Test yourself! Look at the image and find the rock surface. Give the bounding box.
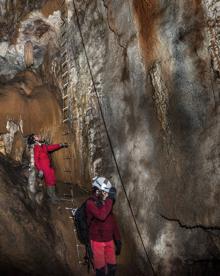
[55,0,220,274]
[0,0,219,275]
[0,156,73,276]
[0,70,68,182]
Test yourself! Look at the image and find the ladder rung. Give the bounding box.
[63,118,70,123]
[62,75,68,82]
[64,195,74,200]
[61,40,67,47]
[62,60,68,67]
[61,31,66,37]
[63,82,68,88]
[63,117,77,123]
[64,157,72,159]
[61,51,67,58]
[62,94,69,100]
[62,71,68,78]
[64,170,71,173]
[64,193,72,197]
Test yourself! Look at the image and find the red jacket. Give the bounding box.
[34,144,61,170]
[86,196,121,242]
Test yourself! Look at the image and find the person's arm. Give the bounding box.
[113,215,121,241]
[86,198,113,221]
[46,144,62,152]
[113,214,122,255]
[33,145,41,170]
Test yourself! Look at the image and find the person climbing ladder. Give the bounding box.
[27,134,68,203]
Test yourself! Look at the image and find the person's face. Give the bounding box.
[34,135,41,142]
[101,191,109,201]
[95,190,108,200]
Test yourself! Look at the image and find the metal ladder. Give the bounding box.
[59,1,86,266]
[59,1,95,270]
[60,3,70,125]
[65,206,87,265]
[59,0,74,192]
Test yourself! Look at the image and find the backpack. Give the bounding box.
[73,198,95,272]
[73,199,90,245]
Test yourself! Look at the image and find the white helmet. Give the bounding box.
[92,176,112,193]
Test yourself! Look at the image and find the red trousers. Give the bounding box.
[34,144,62,187]
[40,162,56,187]
[91,240,116,270]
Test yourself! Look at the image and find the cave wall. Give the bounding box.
[0,70,67,182]
[0,0,70,182]
[59,0,220,274]
[0,156,72,276]
[0,0,219,274]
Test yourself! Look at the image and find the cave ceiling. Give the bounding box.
[0,0,62,81]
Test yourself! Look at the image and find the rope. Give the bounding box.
[72,1,156,275]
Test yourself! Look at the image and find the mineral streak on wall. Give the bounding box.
[57,0,220,274]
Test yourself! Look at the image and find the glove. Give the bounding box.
[60,143,68,148]
[38,170,44,179]
[114,240,122,256]
[108,187,117,201]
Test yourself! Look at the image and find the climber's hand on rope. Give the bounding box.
[60,143,68,148]
[38,170,44,179]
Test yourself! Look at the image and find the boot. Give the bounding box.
[47,186,60,204]
[96,267,106,276]
[107,264,116,276]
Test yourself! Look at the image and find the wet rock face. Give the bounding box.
[60,0,220,274]
[0,0,219,275]
[0,70,67,182]
[0,156,71,276]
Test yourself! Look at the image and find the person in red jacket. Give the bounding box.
[86,176,121,276]
[27,134,67,202]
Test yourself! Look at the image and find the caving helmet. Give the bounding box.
[92,176,112,193]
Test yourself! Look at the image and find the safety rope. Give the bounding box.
[72,1,156,275]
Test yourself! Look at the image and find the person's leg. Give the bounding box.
[43,166,56,186]
[96,267,106,276]
[91,240,106,276]
[104,241,116,276]
[107,264,116,276]
[43,167,59,202]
